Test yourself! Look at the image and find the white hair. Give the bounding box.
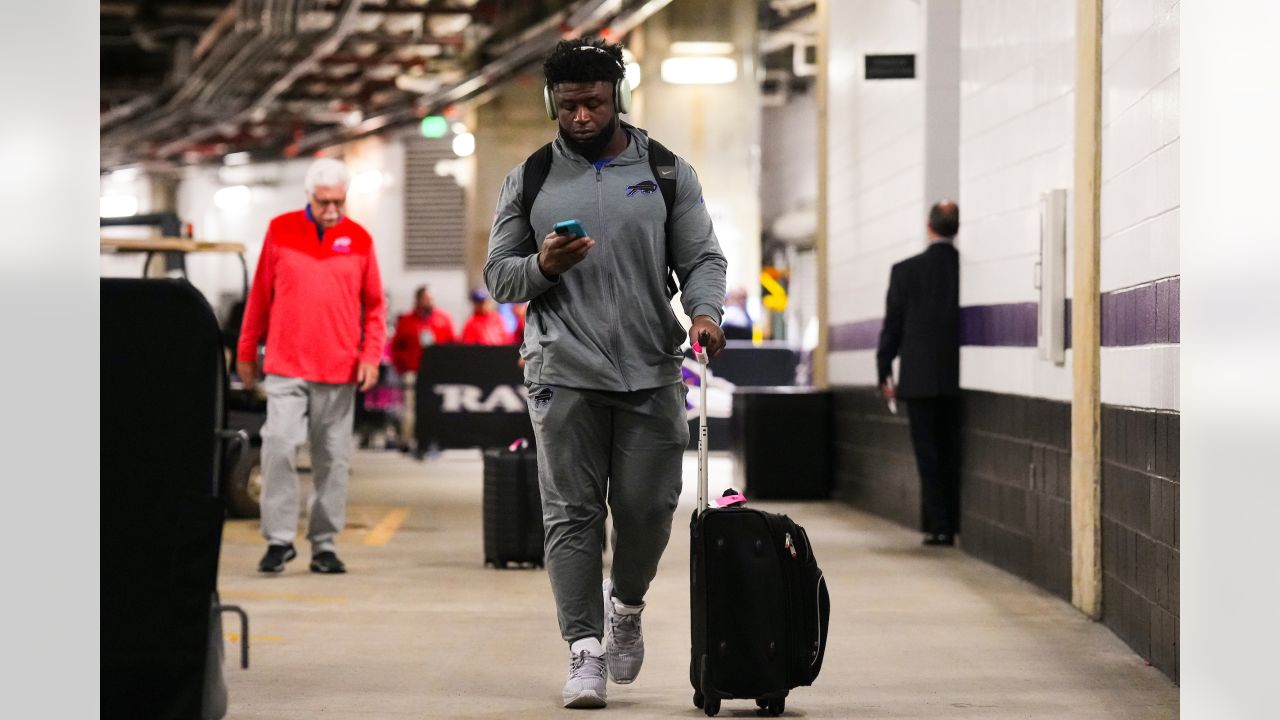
[304,157,350,195]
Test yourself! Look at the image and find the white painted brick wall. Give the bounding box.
[959,0,1076,308]
[1100,0,1180,411]
[950,0,1077,400]
[824,0,1178,410]
[825,0,928,386]
[1099,0,1180,278]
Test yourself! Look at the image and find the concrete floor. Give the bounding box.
[216,449,1178,719]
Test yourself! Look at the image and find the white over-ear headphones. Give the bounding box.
[543,45,632,120]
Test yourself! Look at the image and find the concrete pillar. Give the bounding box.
[470,73,551,290]
[633,0,761,312]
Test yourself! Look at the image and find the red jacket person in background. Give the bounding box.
[390,285,456,373]
[237,157,387,575]
[460,288,512,345]
[389,285,455,457]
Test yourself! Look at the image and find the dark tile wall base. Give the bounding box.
[831,387,1179,683]
[1102,405,1179,682]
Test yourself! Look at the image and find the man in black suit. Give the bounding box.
[877,200,961,546]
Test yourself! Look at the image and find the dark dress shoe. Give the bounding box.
[309,551,347,574]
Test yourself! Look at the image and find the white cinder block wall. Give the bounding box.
[825,0,929,386]
[824,0,1179,413]
[761,91,819,232]
[1100,0,1180,411]
[957,0,1077,402]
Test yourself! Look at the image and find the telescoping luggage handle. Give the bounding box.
[693,341,710,514]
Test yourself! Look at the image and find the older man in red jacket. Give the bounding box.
[237,157,386,575]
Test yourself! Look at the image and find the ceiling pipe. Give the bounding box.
[103,0,309,163]
[193,3,239,61]
[293,0,675,155]
[153,0,368,160]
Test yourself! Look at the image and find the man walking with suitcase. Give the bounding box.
[484,37,728,709]
[237,157,387,575]
[876,200,963,546]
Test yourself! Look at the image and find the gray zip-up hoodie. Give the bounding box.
[483,125,727,392]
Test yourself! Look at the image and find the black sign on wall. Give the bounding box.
[865,54,916,79]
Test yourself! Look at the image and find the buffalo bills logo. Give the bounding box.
[332,236,352,254]
[626,180,658,197]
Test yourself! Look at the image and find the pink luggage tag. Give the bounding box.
[715,493,747,508]
[508,438,529,452]
[692,341,709,365]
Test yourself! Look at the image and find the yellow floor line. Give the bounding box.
[225,633,284,644]
[220,590,348,604]
[363,506,410,547]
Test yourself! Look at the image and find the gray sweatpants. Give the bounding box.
[527,382,689,644]
[259,374,356,553]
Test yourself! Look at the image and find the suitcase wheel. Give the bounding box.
[693,691,704,709]
[702,697,720,717]
[755,697,785,716]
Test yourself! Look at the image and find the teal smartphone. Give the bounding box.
[553,219,587,237]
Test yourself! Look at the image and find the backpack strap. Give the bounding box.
[646,138,681,298]
[520,142,554,234]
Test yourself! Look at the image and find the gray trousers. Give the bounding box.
[527,382,689,643]
[260,374,356,553]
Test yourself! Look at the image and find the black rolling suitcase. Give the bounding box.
[688,343,831,717]
[482,440,545,568]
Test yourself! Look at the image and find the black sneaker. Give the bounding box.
[310,551,347,574]
[258,543,297,573]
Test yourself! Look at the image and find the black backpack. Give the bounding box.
[520,137,682,297]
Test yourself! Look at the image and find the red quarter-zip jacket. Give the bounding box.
[237,209,386,384]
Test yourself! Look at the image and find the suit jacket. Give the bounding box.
[876,242,960,398]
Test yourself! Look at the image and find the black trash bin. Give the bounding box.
[730,387,832,500]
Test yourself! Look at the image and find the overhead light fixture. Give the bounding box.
[214,185,250,210]
[350,170,384,194]
[451,132,475,158]
[100,194,138,218]
[670,41,735,56]
[223,151,251,166]
[110,166,141,183]
[420,115,448,138]
[451,122,469,135]
[661,56,738,85]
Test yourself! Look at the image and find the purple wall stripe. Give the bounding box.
[961,302,1039,346]
[1101,277,1180,347]
[828,318,883,351]
[828,276,1179,352]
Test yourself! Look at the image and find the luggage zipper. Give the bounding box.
[812,572,827,670]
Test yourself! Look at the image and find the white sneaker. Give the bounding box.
[603,579,645,684]
[562,649,607,709]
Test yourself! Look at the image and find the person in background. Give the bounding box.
[876,200,962,547]
[460,288,511,345]
[483,37,727,710]
[720,287,753,340]
[511,301,528,345]
[390,285,456,456]
[237,157,386,575]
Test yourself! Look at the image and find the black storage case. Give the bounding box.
[482,445,545,568]
[730,388,833,500]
